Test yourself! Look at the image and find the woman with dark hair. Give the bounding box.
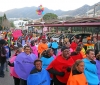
[41,48,55,67]
[0,39,6,77]
[41,48,55,85]
[27,60,50,85]
[67,60,88,85]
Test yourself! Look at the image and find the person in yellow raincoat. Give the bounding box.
[67,60,88,85]
[84,39,94,51]
[78,43,86,58]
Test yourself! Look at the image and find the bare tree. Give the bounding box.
[2,19,10,29]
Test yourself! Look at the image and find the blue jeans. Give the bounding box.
[5,58,9,71]
[52,48,57,56]
[0,62,5,76]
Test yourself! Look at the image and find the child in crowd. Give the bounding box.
[4,42,11,71]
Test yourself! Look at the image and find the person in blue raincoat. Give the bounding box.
[27,60,50,85]
[51,40,58,55]
[48,39,53,48]
[41,48,55,85]
[41,48,54,69]
[83,49,100,85]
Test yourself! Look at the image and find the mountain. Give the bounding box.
[0,2,100,19]
[0,6,91,19]
[0,7,66,19]
[65,5,90,16]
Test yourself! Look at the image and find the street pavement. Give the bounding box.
[0,70,14,85]
[0,51,15,85]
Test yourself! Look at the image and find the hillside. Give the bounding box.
[0,2,100,19]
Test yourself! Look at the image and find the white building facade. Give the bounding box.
[14,20,28,30]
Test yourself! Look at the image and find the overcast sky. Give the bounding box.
[0,0,100,12]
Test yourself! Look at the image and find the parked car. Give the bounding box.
[52,33,91,43]
[46,32,56,38]
[65,33,75,43]
[50,34,57,38]
[52,34,64,42]
[71,33,91,43]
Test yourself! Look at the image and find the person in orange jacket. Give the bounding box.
[67,60,88,85]
[38,38,48,58]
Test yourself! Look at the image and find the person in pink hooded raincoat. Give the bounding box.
[9,47,23,85]
[30,40,38,58]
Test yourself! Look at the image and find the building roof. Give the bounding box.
[26,17,100,27]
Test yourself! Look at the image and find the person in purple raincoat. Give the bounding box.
[9,46,37,85]
[16,46,37,85]
[96,53,100,84]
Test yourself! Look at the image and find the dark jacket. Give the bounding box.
[94,42,100,55]
[72,69,82,75]
[30,68,42,74]
[48,68,71,85]
[0,45,6,63]
[4,46,11,59]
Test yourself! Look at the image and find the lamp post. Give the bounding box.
[93,5,96,17]
[32,23,34,33]
[59,21,65,33]
[40,22,45,35]
[22,22,24,30]
[59,21,65,44]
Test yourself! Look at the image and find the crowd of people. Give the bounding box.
[0,31,100,85]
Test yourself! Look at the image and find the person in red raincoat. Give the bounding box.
[47,46,74,85]
[70,36,80,51]
[71,46,83,62]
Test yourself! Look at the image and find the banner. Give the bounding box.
[12,29,22,39]
[14,52,37,80]
[27,68,50,85]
